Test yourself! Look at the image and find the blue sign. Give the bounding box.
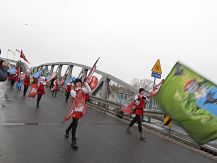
[151,72,161,79]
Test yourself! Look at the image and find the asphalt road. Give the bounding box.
[0,82,216,163]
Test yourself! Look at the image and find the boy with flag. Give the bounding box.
[126,88,149,140]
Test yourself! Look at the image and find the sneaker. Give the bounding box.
[71,138,78,150]
[65,131,69,138]
[126,127,132,134]
[139,132,146,140]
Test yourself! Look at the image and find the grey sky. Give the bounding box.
[1,0,217,83]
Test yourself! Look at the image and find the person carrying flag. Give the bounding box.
[23,70,31,96]
[126,88,149,140]
[64,78,91,149]
[51,78,59,97]
[65,82,72,102]
[36,76,46,108]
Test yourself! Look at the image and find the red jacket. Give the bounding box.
[37,82,45,95]
[24,75,30,86]
[65,85,71,93]
[135,95,145,116]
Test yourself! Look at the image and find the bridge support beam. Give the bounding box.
[66,65,73,80]
[82,68,88,82]
[43,65,49,77]
[57,64,63,79]
[101,78,110,100]
[50,65,55,75]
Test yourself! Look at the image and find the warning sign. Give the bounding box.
[151,59,162,74]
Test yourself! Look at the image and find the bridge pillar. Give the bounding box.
[43,65,49,77]
[50,65,55,75]
[66,65,73,80]
[82,68,88,82]
[57,64,63,79]
[101,78,110,100]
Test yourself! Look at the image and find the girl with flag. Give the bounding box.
[64,58,99,149]
[36,76,46,108]
[64,78,91,149]
[65,82,72,102]
[51,78,59,97]
[23,70,31,96]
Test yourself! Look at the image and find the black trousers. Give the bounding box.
[52,90,57,97]
[11,80,15,88]
[129,115,142,132]
[65,92,70,102]
[23,85,29,96]
[37,94,42,105]
[66,118,79,140]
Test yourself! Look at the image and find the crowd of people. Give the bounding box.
[0,59,150,150]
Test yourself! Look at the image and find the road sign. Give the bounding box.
[151,72,161,79]
[151,59,162,74]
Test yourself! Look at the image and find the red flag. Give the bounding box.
[150,79,164,97]
[85,57,100,83]
[20,50,30,63]
[121,101,136,115]
[64,93,87,121]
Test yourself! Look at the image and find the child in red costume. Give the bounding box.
[64,78,91,150]
[52,78,59,97]
[23,70,31,96]
[65,82,72,102]
[127,88,149,140]
[36,76,46,108]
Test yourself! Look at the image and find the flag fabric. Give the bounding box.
[28,83,38,98]
[31,70,43,79]
[46,72,57,82]
[156,62,217,145]
[64,77,76,85]
[150,79,164,97]
[64,94,87,121]
[16,81,23,90]
[20,50,30,63]
[121,101,136,115]
[7,67,17,74]
[85,57,100,83]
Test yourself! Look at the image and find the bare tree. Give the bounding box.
[130,78,154,92]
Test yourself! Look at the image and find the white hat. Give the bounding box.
[41,76,45,81]
[26,70,30,73]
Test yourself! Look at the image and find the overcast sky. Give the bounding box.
[0,0,217,83]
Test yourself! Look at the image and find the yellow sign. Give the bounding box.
[151,59,162,74]
[163,115,173,127]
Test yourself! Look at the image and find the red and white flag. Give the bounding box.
[19,50,30,63]
[85,57,100,83]
[150,79,164,97]
[17,49,29,63]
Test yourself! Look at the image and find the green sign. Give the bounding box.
[157,62,217,145]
